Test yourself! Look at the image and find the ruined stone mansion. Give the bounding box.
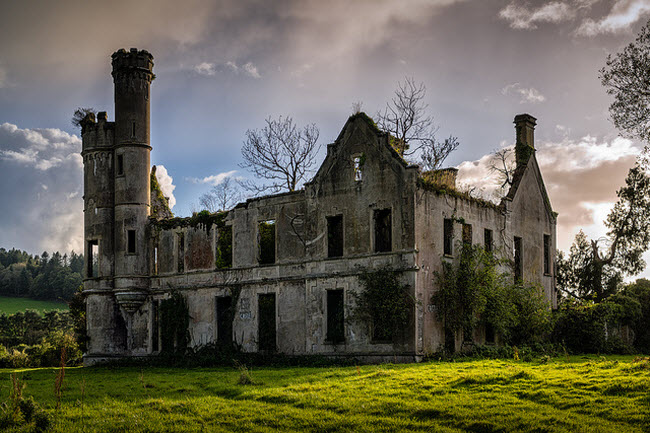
[81,49,557,365]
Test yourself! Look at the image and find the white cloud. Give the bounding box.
[224,61,261,79]
[186,170,238,186]
[193,62,216,76]
[242,62,261,79]
[575,0,650,36]
[0,122,82,170]
[501,83,546,103]
[0,122,83,254]
[499,1,576,29]
[154,165,177,209]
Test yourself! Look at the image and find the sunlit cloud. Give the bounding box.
[193,62,216,76]
[186,170,238,186]
[501,83,546,103]
[575,0,650,36]
[499,1,576,30]
[155,165,177,209]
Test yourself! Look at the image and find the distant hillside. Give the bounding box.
[0,247,83,302]
[0,296,68,314]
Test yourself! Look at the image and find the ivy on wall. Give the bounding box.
[352,267,412,343]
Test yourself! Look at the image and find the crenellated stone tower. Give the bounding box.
[81,49,154,361]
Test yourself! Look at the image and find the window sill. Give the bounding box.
[324,340,345,345]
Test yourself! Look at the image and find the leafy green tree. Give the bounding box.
[558,164,650,302]
[600,20,650,142]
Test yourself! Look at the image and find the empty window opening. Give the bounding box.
[374,209,392,253]
[153,247,158,275]
[216,226,233,269]
[514,236,522,282]
[327,215,343,258]
[216,296,233,345]
[258,293,276,352]
[485,323,495,344]
[443,218,453,256]
[445,328,456,353]
[484,229,493,252]
[259,220,276,265]
[131,121,136,138]
[117,154,124,176]
[326,289,345,343]
[462,223,472,246]
[87,240,99,278]
[151,300,160,352]
[353,156,363,181]
[544,234,551,275]
[127,230,136,254]
[177,233,185,273]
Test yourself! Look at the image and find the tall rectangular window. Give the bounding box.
[216,226,233,269]
[259,220,276,265]
[258,293,276,352]
[326,289,345,343]
[87,240,98,278]
[132,121,136,138]
[444,218,453,256]
[127,230,136,254]
[353,156,363,181]
[151,300,160,352]
[484,229,493,252]
[327,215,343,258]
[462,223,472,246]
[514,236,522,282]
[117,154,124,176]
[153,247,158,275]
[216,296,233,345]
[544,234,551,275]
[177,233,185,273]
[374,209,392,253]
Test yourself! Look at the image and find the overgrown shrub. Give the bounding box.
[0,374,50,432]
[552,300,635,354]
[433,244,550,349]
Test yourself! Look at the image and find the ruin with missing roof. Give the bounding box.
[81,49,557,365]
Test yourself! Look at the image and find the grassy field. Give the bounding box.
[1,355,649,432]
[0,296,68,314]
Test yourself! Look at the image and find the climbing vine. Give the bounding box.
[352,267,413,342]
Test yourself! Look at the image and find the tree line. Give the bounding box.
[0,248,83,302]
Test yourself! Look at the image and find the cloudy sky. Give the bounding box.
[1,0,649,277]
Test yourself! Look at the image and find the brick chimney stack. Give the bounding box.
[514,114,536,169]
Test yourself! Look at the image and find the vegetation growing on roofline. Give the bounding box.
[149,210,228,233]
[416,175,501,210]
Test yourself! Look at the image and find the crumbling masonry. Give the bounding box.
[81,49,557,365]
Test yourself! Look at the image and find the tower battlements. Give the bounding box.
[111,48,155,82]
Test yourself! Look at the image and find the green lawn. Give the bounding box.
[2,355,649,432]
[0,296,68,314]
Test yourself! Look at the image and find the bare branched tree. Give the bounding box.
[377,77,459,167]
[489,147,516,189]
[199,177,242,212]
[72,107,96,128]
[239,116,320,194]
[420,136,460,172]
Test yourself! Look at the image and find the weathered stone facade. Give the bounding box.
[81,49,557,365]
